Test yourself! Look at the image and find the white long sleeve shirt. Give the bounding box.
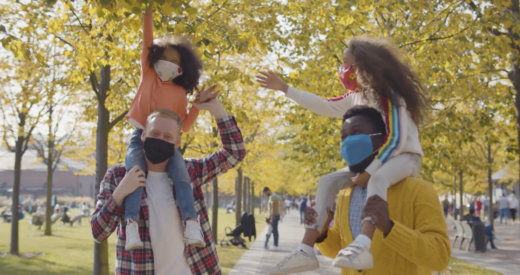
[286,86,423,175]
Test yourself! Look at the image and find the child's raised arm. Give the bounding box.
[141,6,154,75]
[256,71,356,118]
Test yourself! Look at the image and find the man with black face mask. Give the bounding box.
[302,106,450,275]
[91,96,246,275]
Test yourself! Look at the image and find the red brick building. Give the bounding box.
[0,148,96,199]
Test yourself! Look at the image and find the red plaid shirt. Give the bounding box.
[91,116,246,275]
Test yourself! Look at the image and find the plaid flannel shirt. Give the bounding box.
[91,116,246,275]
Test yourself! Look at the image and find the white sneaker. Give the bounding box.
[125,220,143,251]
[267,250,319,275]
[332,243,373,270]
[270,246,278,251]
[184,219,205,248]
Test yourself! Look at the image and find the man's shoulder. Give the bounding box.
[389,177,437,199]
[104,165,126,180]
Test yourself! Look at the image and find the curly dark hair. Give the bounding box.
[343,105,387,135]
[348,35,428,125]
[148,36,202,95]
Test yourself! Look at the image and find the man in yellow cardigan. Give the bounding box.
[308,106,451,275]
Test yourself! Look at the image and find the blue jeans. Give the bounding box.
[299,208,306,224]
[272,215,280,247]
[484,224,496,249]
[264,233,271,248]
[499,208,509,223]
[124,129,197,222]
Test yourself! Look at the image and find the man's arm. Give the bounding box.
[187,99,246,187]
[382,183,451,271]
[90,167,125,243]
[315,196,343,259]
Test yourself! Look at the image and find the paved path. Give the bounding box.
[229,210,340,275]
[446,217,520,275]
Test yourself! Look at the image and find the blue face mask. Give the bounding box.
[340,134,382,166]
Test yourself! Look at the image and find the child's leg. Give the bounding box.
[301,167,355,248]
[360,153,422,239]
[265,234,271,248]
[124,129,147,222]
[166,148,197,222]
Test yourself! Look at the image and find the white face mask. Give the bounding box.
[154,60,183,82]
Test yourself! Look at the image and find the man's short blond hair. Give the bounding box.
[146,109,182,133]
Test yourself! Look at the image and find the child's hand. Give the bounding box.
[351,171,371,187]
[195,84,220,103]
[255,71,289,93]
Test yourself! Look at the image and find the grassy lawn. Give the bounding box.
[0,209,502,275]
[0,208,266,275]
[435,258,504,275]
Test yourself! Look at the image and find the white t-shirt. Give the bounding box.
[498,196,509,209]
[146,171,192,275]
[285,199,291,207]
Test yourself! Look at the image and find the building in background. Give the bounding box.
[0,147,95,200]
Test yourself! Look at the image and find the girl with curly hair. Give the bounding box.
[124,5,218,251]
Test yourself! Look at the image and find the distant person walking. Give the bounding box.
[509,194,519,222]
[263,187,280,250]
[285,198,292,214]
[298,194,308,224]
[483,197,489,219]
[498,193,509,224]
[442,198,450,217]
[476,199,482,217]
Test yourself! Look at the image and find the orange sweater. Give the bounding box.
[126,13,199,132]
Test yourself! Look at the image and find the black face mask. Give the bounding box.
[143,138,175,164]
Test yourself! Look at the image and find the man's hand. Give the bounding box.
[113,166,146,207]
[191,97,228,119]
[194,84,220,103]
[361,195,393,236]
[255,71,289,93]
[352,171,370,187]
[304,207,333,227]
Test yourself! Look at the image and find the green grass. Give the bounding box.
[0,210,501,275]
[435,258,503,275]
[0,208,265,275]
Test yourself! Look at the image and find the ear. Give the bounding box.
[174,136,181,149]
[141,130,146,143]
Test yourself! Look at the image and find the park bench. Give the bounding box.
[452,220,474,251]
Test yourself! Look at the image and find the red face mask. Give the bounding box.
[339,64,357,91]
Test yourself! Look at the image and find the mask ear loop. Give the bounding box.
[368,133,384,155]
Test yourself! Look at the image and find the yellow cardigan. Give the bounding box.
[316,177,451,275]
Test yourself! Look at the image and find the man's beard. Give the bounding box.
[348,154,376,174]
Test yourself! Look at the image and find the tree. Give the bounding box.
[0,47,48,256]
[32,45,78,236]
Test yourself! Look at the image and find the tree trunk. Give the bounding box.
[235,169,243,226]
[459,170,464,217]
[487,143,494,225]
[243,177,248,214]
[10,135,23,255]
[210,126,219,240]
[250,181,255,214]
[45,106,54,236]
[93,64,111,275]
[211,177,218,241]
[512,64,520,207]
